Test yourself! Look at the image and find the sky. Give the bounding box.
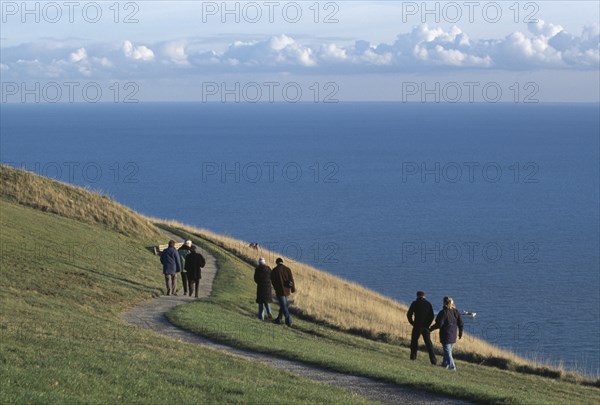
[1,1,599,102]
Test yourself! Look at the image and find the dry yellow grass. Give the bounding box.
[155,218,536,368]
[0,164,161,241]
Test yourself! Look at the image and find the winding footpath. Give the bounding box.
[122,238,470,405]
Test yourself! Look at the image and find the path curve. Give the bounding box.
[122,234,470,405]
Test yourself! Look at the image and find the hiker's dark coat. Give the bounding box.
[178,246,192,272]
[430,307,464,344]
[160,246,182,275]
[254,264,273,303]
[270,263,296,297]
[407,297,435,327]
[185,252,205,281]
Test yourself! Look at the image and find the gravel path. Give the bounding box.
[122,234,470,405]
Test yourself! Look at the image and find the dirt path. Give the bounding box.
[122,234,470,405]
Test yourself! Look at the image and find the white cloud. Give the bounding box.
[69,47,87,63]
[123,40,155,61]
[161,41,189,65]
[318,43,348,62]
[0,22,597,79]
[297,47,316,67]
[528,19,564,38]
[499,31,563,66]
[415,44,492,67]
[403,25,492,67]
[269,35,295,51]
[220,34,316,67]
[361,48,393,66]
[548,23,600,68]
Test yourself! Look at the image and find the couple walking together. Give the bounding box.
[160,240,205,297]
[254,257,296,326]
[407,291,464,371]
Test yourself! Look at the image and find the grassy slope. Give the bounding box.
[0,165,160,241]
[0,172,373,404]
[165,226,600,405]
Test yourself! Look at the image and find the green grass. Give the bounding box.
[165,226,600,405]
[0,200,373,404]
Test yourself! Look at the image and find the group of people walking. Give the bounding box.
[160,239,296,326]
[407,291,464,371]
[160,240,206,297]
[254,257,296,326]
[161,241,462,369]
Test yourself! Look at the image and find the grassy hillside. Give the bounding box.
[0,166,373,404]
[2,165,598,404]
[165,225,600,404]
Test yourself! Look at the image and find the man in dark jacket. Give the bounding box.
[254,258,273,320]
[178,240,192,296]
[430,296,464,371]
[407,291,437,365]
[184,245,205,298]
[160,240,182,295]
[270,257,295,326]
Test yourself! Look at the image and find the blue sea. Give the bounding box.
[1,102,598,376]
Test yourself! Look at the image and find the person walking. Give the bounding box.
[407,291,437,365]
[430,296,464,371]
[184,245,205,298]
[160,240,182,296]
[254,258,273,320]
[270,257,295,326]
[178,240,193,296]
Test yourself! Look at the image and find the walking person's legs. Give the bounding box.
[172,274,178,295]
[443,344,456,370]
[441,343,449,367]
[181,272,188,295]
[275,295,291,325]
[282,296,292,326]
[265,303,273,319]
[410,326,420,360]
[421,328,437,365]
[447,343,456,370]
[193,280,199,297]
[275,296,284,322]
[164,274,171,295]
[258,303,265,320]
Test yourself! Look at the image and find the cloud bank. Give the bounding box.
[1,21,598,79]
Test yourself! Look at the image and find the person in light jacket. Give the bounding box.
[160,240,182,296]
[270,258,295,327]
[430,296,464,371]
